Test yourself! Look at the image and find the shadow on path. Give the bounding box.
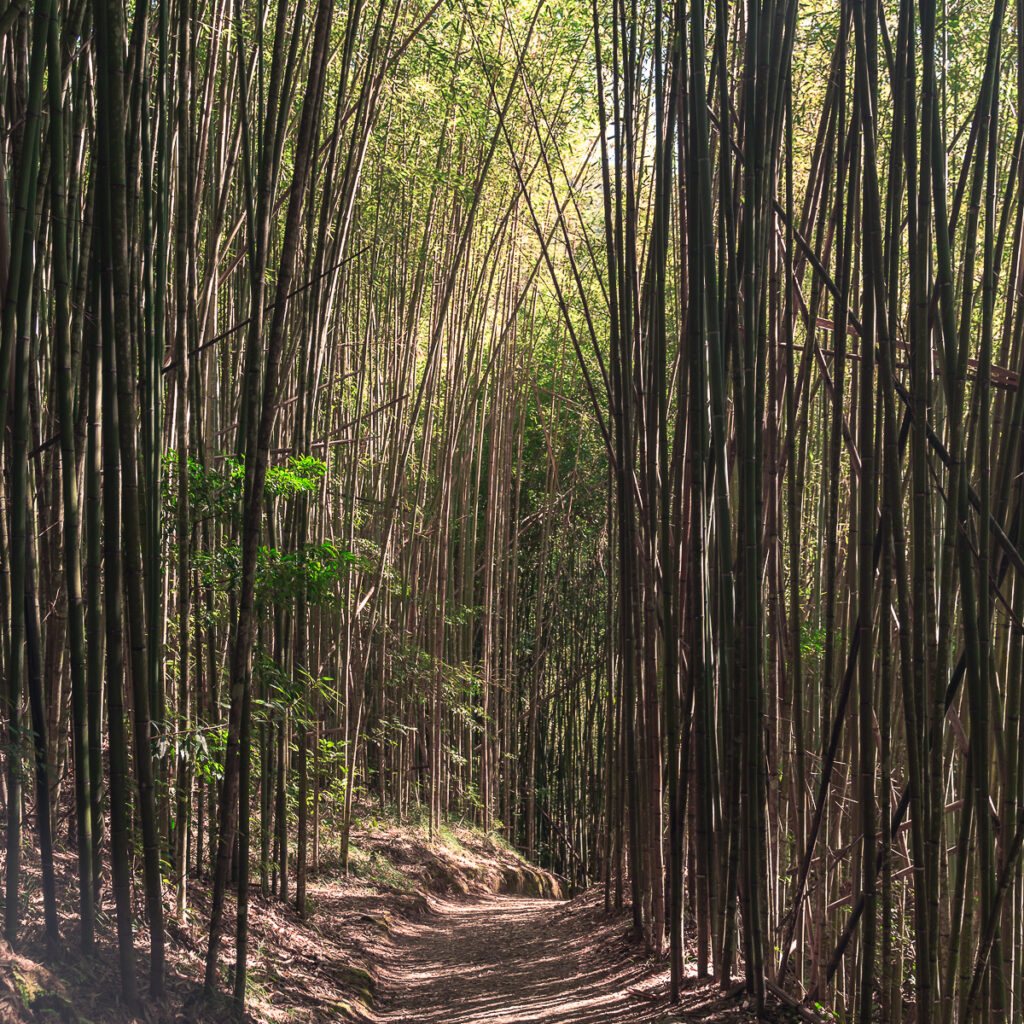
[375,895,669,1024]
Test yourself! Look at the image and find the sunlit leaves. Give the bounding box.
[163,452,327,533]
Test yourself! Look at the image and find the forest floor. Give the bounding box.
[373,888,795,1024]
[0,810,788,1024]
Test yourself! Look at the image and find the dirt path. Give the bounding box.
[375,894,670,1024]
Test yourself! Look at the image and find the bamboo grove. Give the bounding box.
[2,0,1024,1020]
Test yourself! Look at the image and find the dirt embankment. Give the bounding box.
[351,821,565,902]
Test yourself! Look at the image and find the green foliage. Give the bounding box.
[165,451,361,612]
[253,653,336,728]
[163,451,327,532]
[800,624,827,660]
[193,541,363,606]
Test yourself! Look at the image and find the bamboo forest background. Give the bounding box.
[1,0,1023,1020]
